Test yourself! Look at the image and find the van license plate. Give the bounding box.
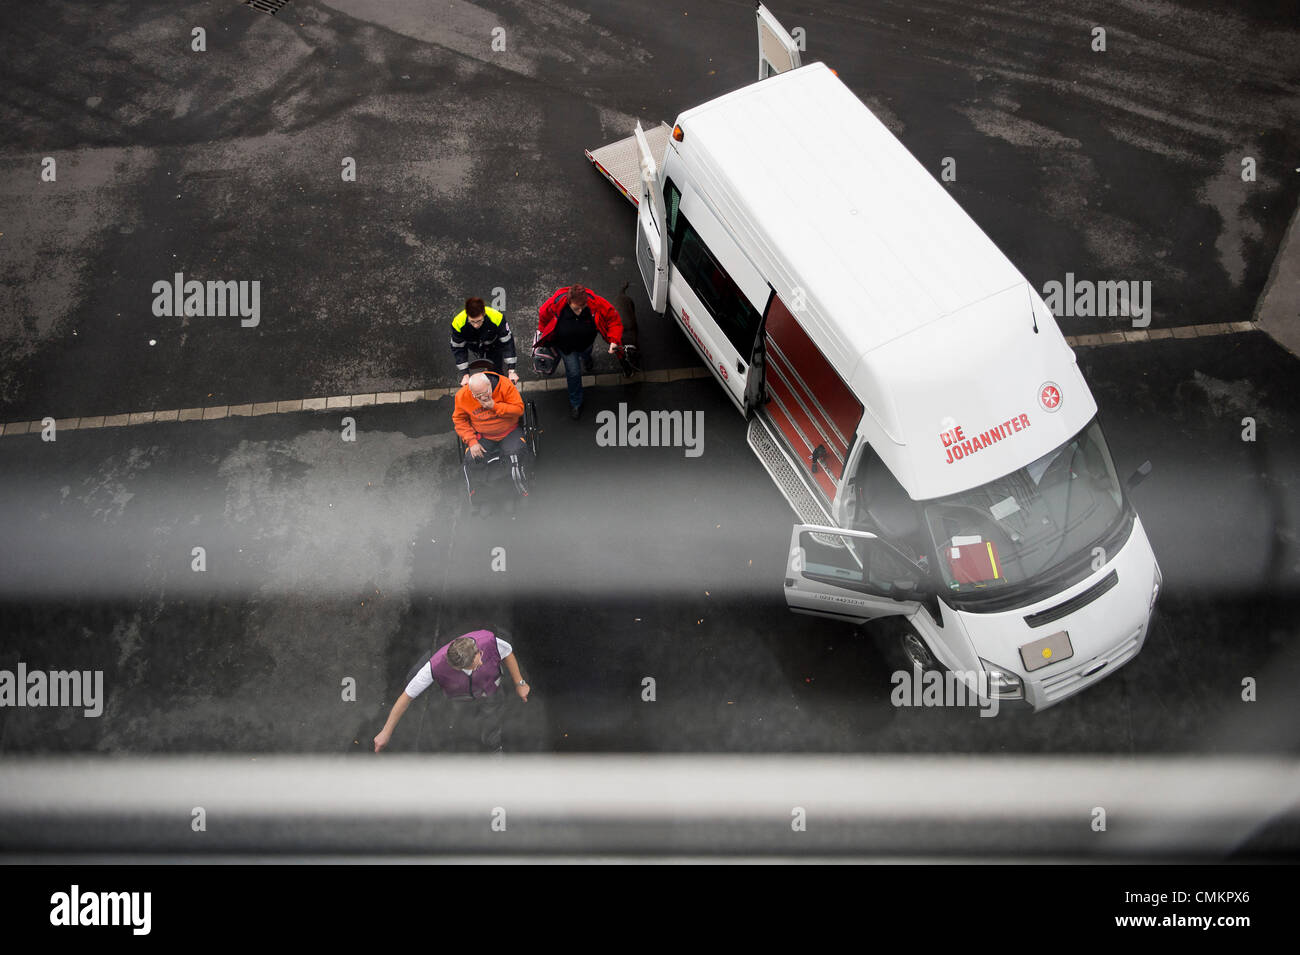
[1020,631,1073,671]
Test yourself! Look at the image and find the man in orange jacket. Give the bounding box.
[453,370,526,463]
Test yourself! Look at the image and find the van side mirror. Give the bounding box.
[888,579,919,601]
[1127,460,1153,490]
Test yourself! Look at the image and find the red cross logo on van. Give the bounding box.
[1039,381,1062,412]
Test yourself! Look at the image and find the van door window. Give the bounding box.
[669,211,763,355]
[664,178,682,243]
[797,529,921,599]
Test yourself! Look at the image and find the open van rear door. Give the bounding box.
[634,122,669,312]
[756,3,802,80]
[786,525,921,623]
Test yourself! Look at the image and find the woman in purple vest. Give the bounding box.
[374,629,530,753]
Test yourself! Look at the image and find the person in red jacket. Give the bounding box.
[536,285,623,419]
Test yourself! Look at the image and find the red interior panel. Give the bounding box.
[763,296,863,503]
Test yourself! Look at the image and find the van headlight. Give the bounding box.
[979,659,1024,701]
[1150,562,1162,611]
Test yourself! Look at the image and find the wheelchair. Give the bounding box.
[454,359,540,515]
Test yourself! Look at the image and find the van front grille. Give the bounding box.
[1040,630,1142,702]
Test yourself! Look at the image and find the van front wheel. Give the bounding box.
[874,619,946,675]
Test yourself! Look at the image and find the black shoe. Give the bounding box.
[569,404,581,420]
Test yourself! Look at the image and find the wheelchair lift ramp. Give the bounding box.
[585,123,673,207]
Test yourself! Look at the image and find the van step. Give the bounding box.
[747,413,834,527]
[585,123,673,207]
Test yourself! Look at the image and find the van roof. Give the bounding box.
[678,61,1027,362]
[677,63,1095,499]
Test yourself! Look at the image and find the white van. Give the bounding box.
[586,5,1162,710]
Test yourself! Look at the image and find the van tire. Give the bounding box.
[873,618,946,675]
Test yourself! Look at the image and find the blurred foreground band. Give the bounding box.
[2,755,1298,861]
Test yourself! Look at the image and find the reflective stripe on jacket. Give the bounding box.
[450,306,517,370]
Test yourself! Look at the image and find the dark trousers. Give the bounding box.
[448,688,508,751]
[560,345,595,409]
[463,427,527,465]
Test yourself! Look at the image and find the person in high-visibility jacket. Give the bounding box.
[450,296,519,386]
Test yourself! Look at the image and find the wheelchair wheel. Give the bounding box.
[454,434,473,507]
[524,400,540,461]
[462,463,478,513]
[510,455,531,498]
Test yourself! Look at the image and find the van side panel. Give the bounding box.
[763,295,863,502]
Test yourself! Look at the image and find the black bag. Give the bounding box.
[531,328,560,377]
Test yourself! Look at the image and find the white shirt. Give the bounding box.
[404,637,513,698]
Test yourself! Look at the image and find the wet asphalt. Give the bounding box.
[1,0,1297,419]
[1,331,1297,754]
[0,1,1298,757]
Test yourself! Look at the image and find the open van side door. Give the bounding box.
[756,3,802,80]
[786,524,922,623]
[634,122,669,313]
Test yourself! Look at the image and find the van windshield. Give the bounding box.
[921,419,1125,596]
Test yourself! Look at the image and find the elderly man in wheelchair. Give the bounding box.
[452,359,538,516]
